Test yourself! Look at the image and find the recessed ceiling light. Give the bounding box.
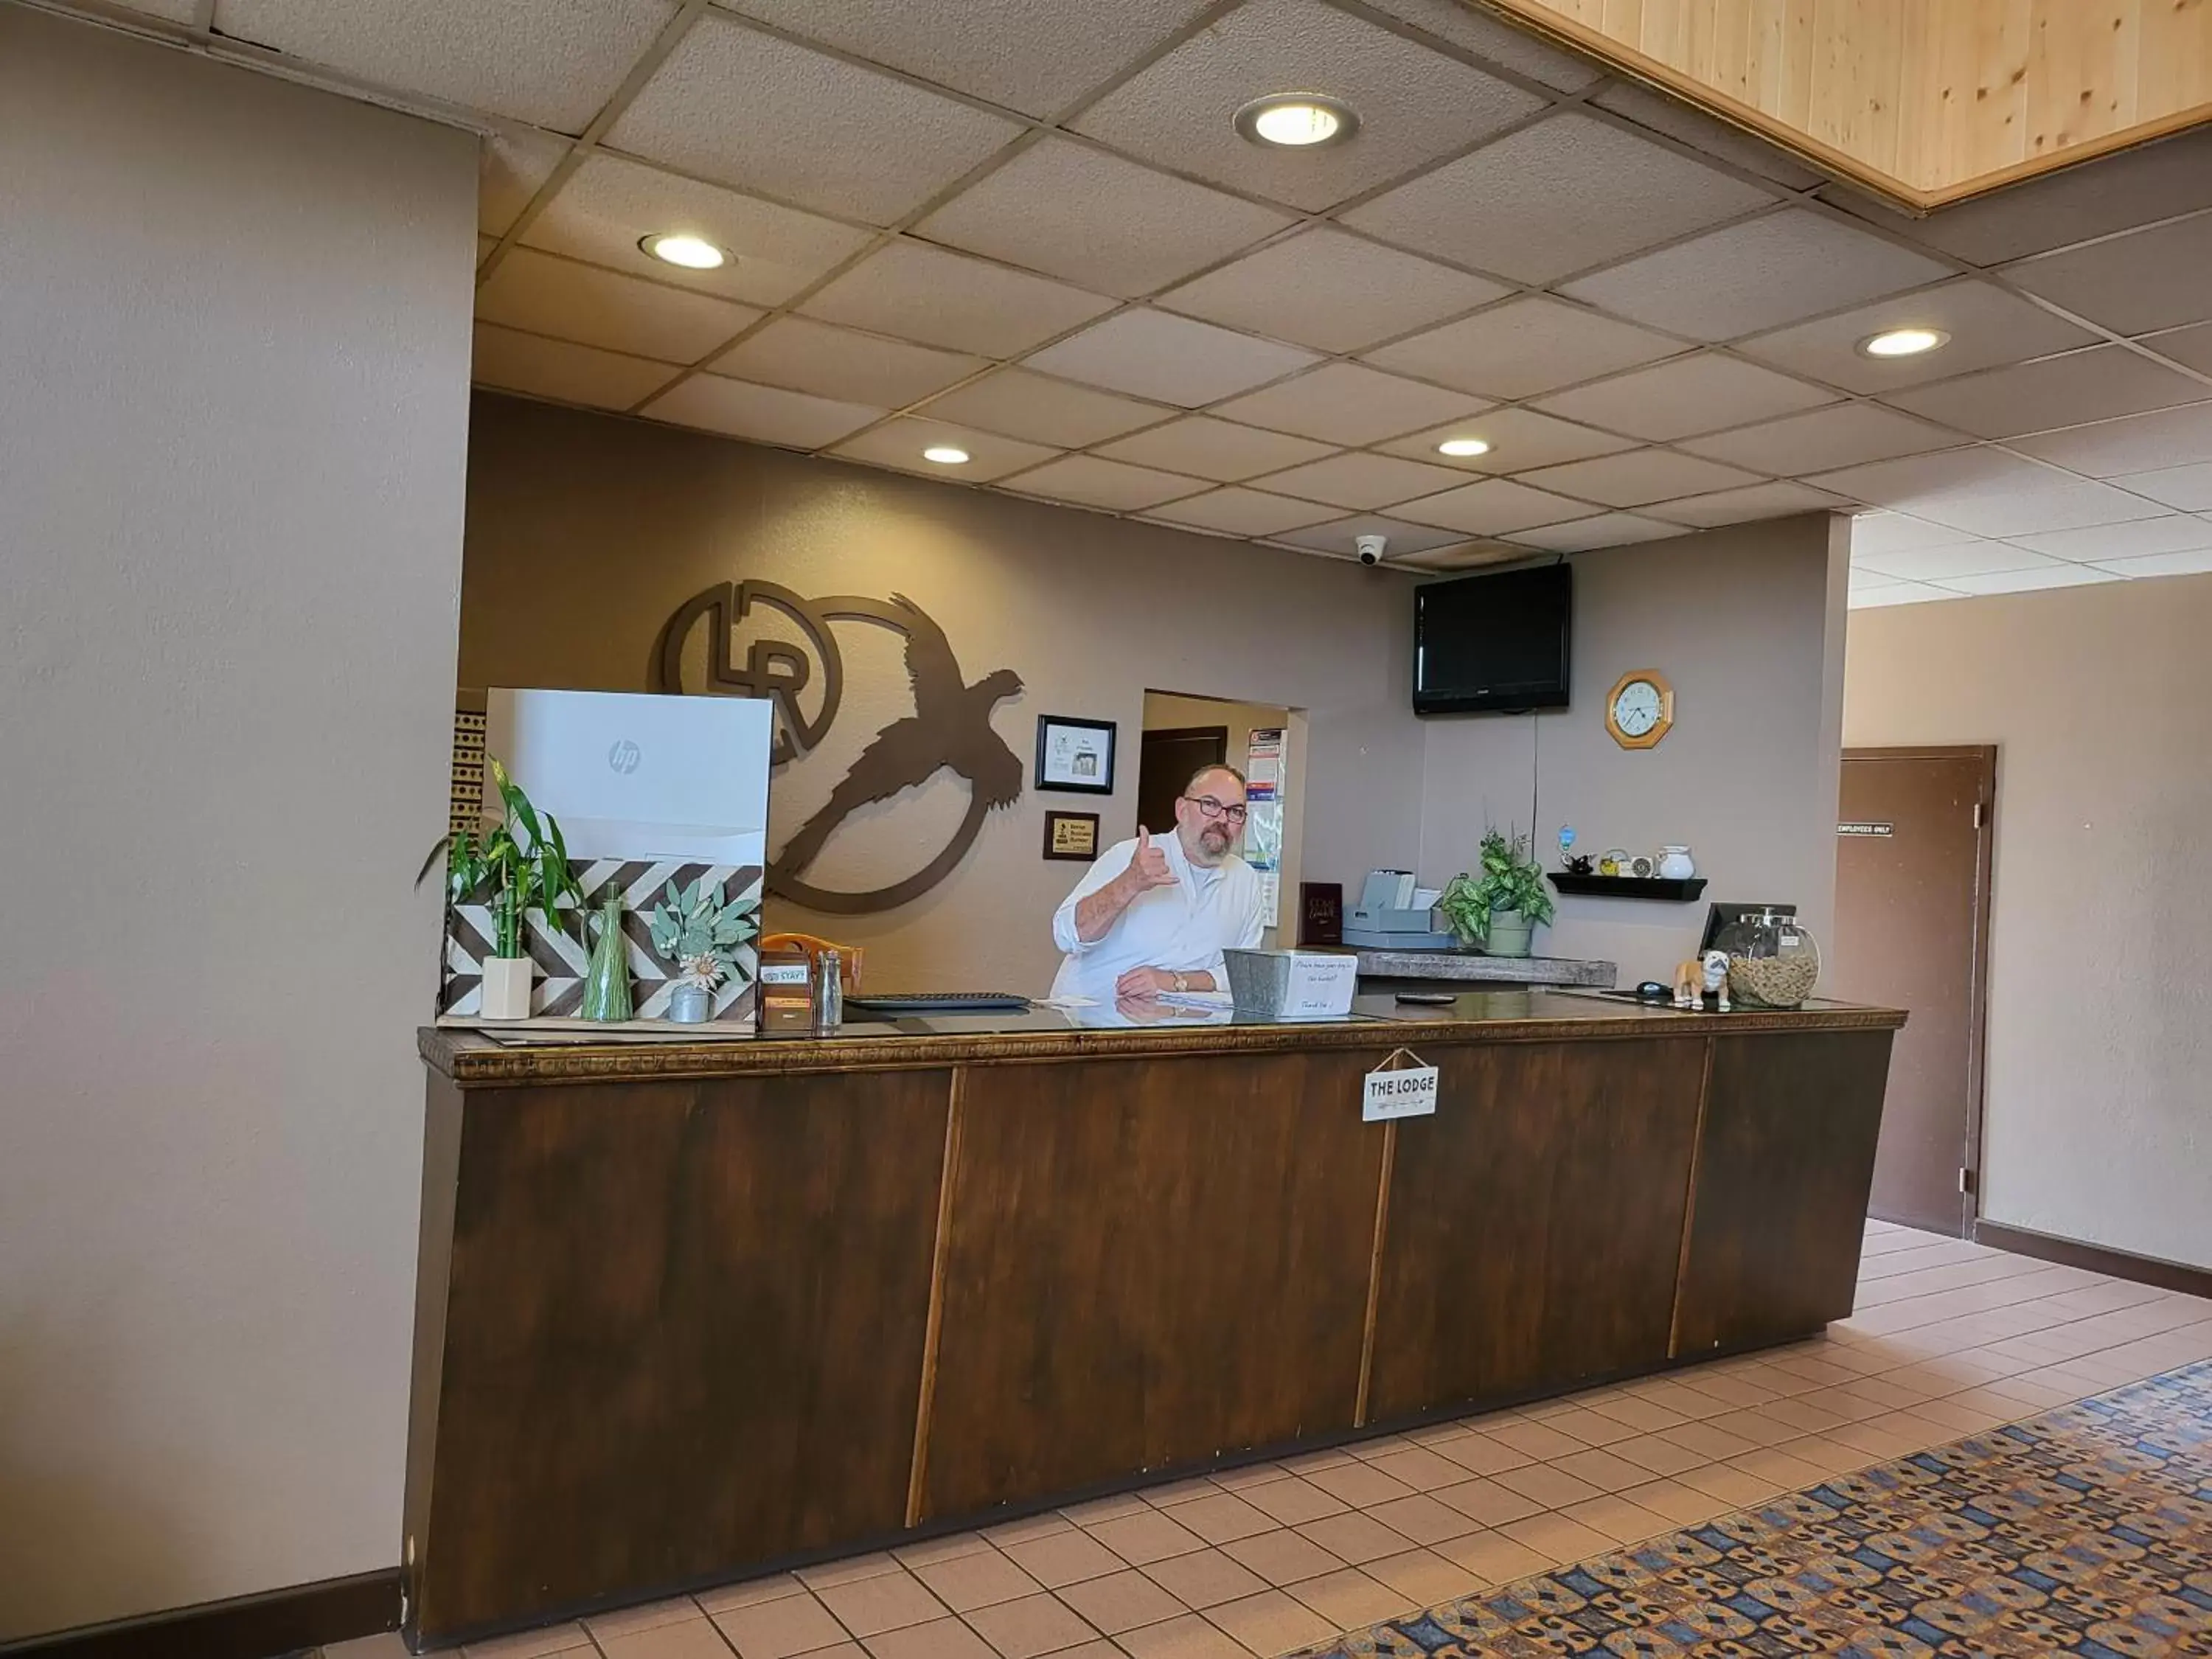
[1858,327,1948,358]
[640,232,728,271]
[1436,437,1492,458]
[1234,94,1358,150]
[922,445,970,466]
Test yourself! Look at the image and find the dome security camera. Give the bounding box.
[1355,534,1388,566]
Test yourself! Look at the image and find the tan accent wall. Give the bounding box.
[1843,574,2212,1270]
[0,8,476,1641]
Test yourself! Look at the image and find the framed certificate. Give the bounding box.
[1043,810,1100,861]
[1034,714,1116,795]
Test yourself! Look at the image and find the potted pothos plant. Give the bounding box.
[417,757,583,1020]
[1437,827,1556,959]
[648,878,759,1023]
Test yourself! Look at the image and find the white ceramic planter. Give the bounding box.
[479,956,534,1021]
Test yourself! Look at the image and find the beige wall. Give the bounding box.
[1844,576,2212,1270]
[0,10,476,1639]
[1141,692,1302,944]
[1419,516,1850,984]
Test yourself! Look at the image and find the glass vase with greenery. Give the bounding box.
[417,756,583,959]
[1436,827,1556,953]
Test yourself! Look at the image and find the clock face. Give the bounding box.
[1613,680,1663,737]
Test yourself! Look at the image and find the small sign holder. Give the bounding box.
[1363,1047,1439,1122]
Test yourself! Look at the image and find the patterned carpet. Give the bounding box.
[1288,1360,2212,1658]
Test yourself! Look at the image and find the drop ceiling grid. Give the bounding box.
[64,0,2212,596]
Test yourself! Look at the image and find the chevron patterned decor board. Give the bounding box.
[439,860,762,1026]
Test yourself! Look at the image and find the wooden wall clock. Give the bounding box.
[1605,669,1674,749]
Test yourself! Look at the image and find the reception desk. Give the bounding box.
[406,992,1902,1647]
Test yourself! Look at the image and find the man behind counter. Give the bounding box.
[1050,762,1266,1003]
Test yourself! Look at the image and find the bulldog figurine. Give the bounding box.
[1673,950,1732,1012]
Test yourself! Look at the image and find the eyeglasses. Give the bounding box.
[1183,794,1248,825]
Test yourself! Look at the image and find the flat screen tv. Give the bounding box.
[1413,562,1572,715]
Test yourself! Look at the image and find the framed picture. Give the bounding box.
[1042,810,1100,862]
[1034,714,1116,795]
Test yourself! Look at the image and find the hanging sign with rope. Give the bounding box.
[1363,1047,1439,1122]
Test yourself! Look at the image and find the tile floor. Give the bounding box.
[321,1222,2212,1659]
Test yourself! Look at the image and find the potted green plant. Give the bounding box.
[648,877,759,1023]
[1436,827,1557,958]
[417,757,583,1020]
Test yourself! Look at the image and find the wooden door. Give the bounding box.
[1135,726,1226,837]
[1829,747,1994,1236]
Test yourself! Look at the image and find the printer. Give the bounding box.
[1342,869,1458,951]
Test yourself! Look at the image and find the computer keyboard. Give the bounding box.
[843,992,1032,1016]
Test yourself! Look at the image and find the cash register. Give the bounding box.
[1341,869,1458,951]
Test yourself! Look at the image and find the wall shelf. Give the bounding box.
[1548,874,1707,902]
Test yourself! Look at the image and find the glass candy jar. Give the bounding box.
[1719,908,1820,1008]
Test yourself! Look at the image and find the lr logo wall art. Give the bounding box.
[653,582,1025,914]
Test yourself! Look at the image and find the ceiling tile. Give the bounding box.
[713,315,984,406]
[914,137,1295,297]
[799,238,1116,358]
[1394,542,1531,571]
[1351,0,1603,91]
[1363,296,1683,400]
[1848,580,1961,608]
[480,125,570,235]
[1848,566,1902,591]
[1157,228,1507,355]
[2138,321,2212,375]
[1270,514,1478,557]
[1343,111,1773,283]
[477,247,760,363]
[1072,0,1543,213]
[1679,403,1961,474]
[218,0,675,131]
[1502,512,1683,552]
[605,15,1022,224]
[1853,543,2062,582]
[1812,449,2169,538]
[1376,408,1634,473]
[1733,277,2101,394]
[1517,449,1764,507]
[919,368,1169,448]
[2007,400,2212,478]
[1532,352,1835,441]
[2112,462,2212,512]
[1880,347,2208,440]
[1645,481,1848,529]
[1559,209,1952,342]
[473,321,674,408]
[642,372,884,446]
[1938,565,2121,597]
[1092,417,1337,482]
[2095,546,2212,579]
[2001,212,2212,337]
[1249,452,1468,509]
[1141,488,1343,538]
[1394,478,1593,535]
[709,0,1213,119]
[109,0,195,19]
[1001,454,1207,511]
[1846,510,1983,557]
[521,152,871,307]
[1211,362,1486,446]
[1588,82,1823,189]
[1021,309,1316,406]
[2008,515,2212,563]
[824,415,1057,481]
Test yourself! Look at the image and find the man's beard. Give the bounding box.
[1194,824,1232,864]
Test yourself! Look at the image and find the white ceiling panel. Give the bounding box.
[1733,278,2101,394]
[521,152,872,307]
[1880,347,2208,440]
[2001,212,2212,337]
[1848,566,1902,591]
[1848,580,1959,608]
[1679,403,1961,474]
[605,16,1022,226]
[1158,228,1509,355]
[713,315,985,406]
[913,137,1295,297]
[918,367,1169,448]
[1001,454,1208,511]
[2008,516,2212,561]
[1846,510,1984,557]
[1517,449,1764,507]
[1022,309,1318,406]
[1851,542,2061,582]
[1394,477,1593,535]
[2112,462,2212,512]
[1363,296,1683,400]
[1142,487,1343,538]
[1559,209,1952,342]
[799,239,1116,358]
[2006,401,2212,479]
[1250,451,1468,509]
[1376,408,1633,473]
[477,248,761,364]
[1342,111,1773,284]
[1812,450,2170,538]
[641,372,885,447]
[1503,512,1683,552]
[2141,321,2212,375]
[824,415,1058,481]
[1351,0,1604,91]
[709,0,1214,119]
[1211,361,1486,446]
[2096,546,2212,579]
[1531,352,1835,441]
[1940,565,2120,597]
[1589,82,1823,189]
[1073,0,1543,213]
[1646,481,1848,528]
[480,126,571,235]
[1093,417,1338,482]
[217,0,675,131]
[473,321,675,409]
[108,0,196,19]
[1270,514,1477,557]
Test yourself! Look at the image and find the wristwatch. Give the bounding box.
[1172,971,1189,993]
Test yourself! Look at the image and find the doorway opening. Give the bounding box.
[1139,692,1303,949]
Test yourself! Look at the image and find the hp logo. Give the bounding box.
[607,739,642,775]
